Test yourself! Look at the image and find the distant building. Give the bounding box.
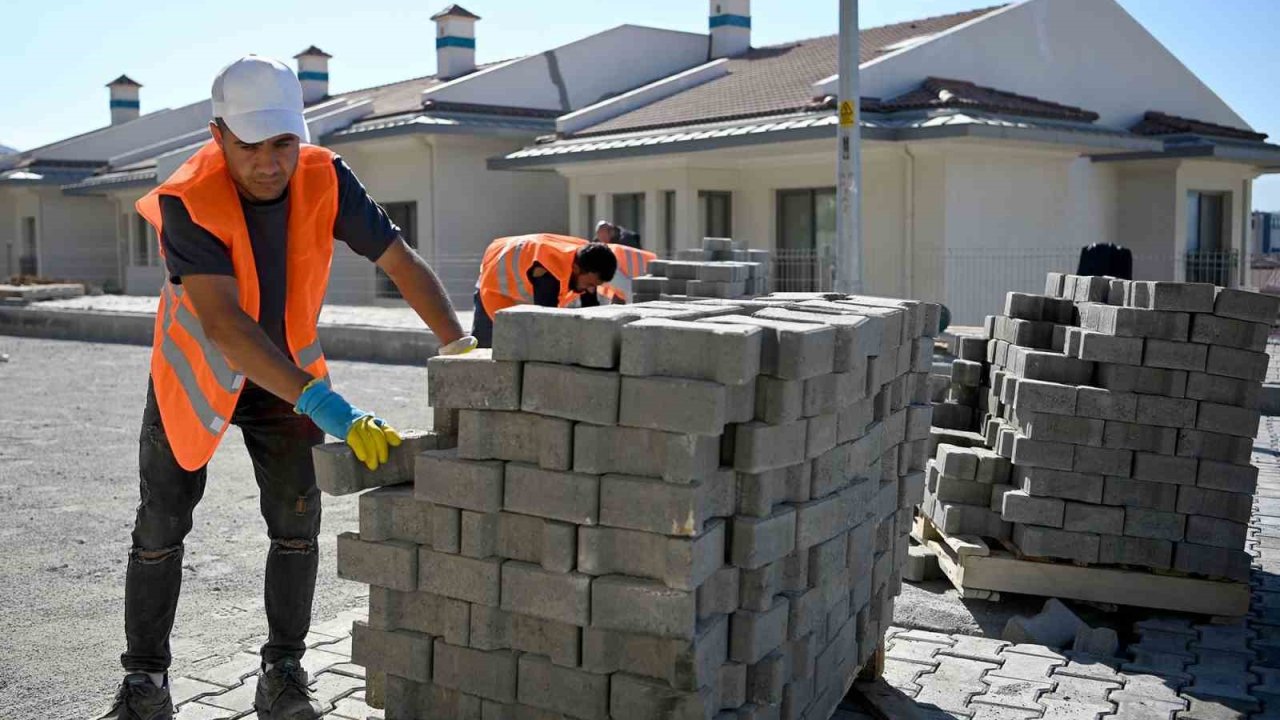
[1254,211,1280,256]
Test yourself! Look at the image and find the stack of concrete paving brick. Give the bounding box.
[322,290,939,719]
[929,273,1278,585]
[632,237,771,302]
[928,332,993,445]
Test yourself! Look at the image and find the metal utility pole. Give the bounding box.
[835,0,862,294]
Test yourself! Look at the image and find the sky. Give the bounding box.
[1,0,1277,208]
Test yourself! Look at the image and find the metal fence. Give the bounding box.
[771,247,836,293]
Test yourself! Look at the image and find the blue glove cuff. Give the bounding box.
[295,380,369,439]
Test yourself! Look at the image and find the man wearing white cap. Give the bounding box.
[98,56,475,720]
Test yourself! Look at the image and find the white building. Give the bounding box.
[3,0,1279,322]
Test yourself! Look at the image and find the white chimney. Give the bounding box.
[294,46,332,105]
[106,75,142,125]
[432,4,480,80]
[710,0,751,59]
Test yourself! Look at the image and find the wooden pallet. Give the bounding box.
[912,513,1251,616]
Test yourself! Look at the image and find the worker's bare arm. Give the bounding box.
[179,274,314,403]
[376,238,465,345]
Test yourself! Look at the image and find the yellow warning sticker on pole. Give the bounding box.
[839,100,855,127]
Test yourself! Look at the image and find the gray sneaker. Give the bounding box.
[97,673,174,720]
[254,658,323,720]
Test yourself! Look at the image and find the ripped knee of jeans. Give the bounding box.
[272,538,317,555]
[131,544,183,564]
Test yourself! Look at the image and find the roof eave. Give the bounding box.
[62,173,158,196]
[324,117,553,146]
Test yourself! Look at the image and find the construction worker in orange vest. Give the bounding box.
[471,233,618,348]
[596,242,656,305]
[98,56,475,720]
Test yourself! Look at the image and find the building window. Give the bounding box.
[133,214,158,267]
[377,201,418,299]
[582,194,596,239]
[19,216,37,276]
[611,193,644,245]
[776,188,837,292]
[700,191,732,239]
[1185,191,1233,286]
[662,190,676,258]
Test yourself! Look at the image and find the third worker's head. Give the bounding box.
[571,242,618,294]
[209,55,309,202]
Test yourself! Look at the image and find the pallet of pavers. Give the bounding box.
[632,237,771,302]
[916,272,1277,617]
[313,290,940,719]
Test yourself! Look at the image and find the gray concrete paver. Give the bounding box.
[888,636,952,664]
[989,649,1065,683]
[915,655,1000,717]
[1176,697,1246,719]
[970,675,1053,711]
[1054,654,1124,683]
[882,657,933,697]
[173,701,241,719]
[1107,693,1185,720]
[968,705,1043,720]
[943,635,1011,664]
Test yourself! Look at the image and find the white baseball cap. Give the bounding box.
[211,55,310,144]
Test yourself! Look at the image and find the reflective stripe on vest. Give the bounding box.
[167,284,245,394]
[497,239,534,304]
[296,338,324,369]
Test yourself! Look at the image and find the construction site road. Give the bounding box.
[0,336,437,719]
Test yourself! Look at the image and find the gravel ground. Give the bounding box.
[0,336,436,718]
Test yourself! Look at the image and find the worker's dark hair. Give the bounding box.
[575,242,617,282]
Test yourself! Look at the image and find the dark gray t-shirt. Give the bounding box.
[159,156,399,353]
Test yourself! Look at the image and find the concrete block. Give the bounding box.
[805,413,838,459]
[1011,435,1074,472]
[698,566,740,621]
[503,463,599,526]
[1019,467,1104,504]
[1002,598,1086,648]
[1132,452,1198,486]
[493,512,542,565]
[619,375,729,435]
[1196,401,1261,438]
[698,315,837,380]
[416,450,504,513]
[337,532,418,592]
[1185,372,1260,408]
[735,420,808,473]
[1123,508,1185,541]
[352,621,433,683]
[1143,338,1207,372]
[935,444,979,480]
[737,464,812,518]
[1214,287,1280,324]
[1103,477,1179,511]
[582,616,727,692]
[1013,378,1078,416]
[433,640,518,703]
[1130,281,1216,313]
[360,485,432,544]
[1098,534,1172,569]
[1190,313,1270,352]
[1205,345,1269,382]
[1002,489,1065,527]
[1073,627,1120,658]
[461,510,499,559]
[1095,363,1189,397]
[599,471,734,537]
[621,317,762,385]
[517,654,610,720]
[1102,421,1177,455]
[1073,446,1133,477]
[756,376,805,424]
[573,423,719,484]
[1196,460,1259,494]
[1082,303,1191,341]
[419,548,502,605]
[1135,395,1198,429]
[540,520,577,574]
[811,443,853,499]
[1012,524,1100,564]
[1075,387,1138,422]
[794,486,858,550]
[371,587,470,646]
[1177,428,1253,464]
[1184,515,1248,549]
[935,473,995,506]
[314,430,442,496]
[1045,272,1066,297]
[1173,543,1250,582]
[1073,276,1111,303]
[755,307,877,373]
[803,371,866,417]
[609,673,715,720]
[493,304,713,369]
[1177,486,1253,523]
[591,575,697,640]
[1004,292,1044,320]
[1019,411,1104,446]
[931,501,1010,539]
[732,508,798,570]
[973,448,1012,485]
[428,350,522,410]
[579,520,724,591]
[457,410,573,471]
[1062,502,1123,535]
[1068,329,1143,365]
[431,505,461,553]
[500,560,592,626]
[731,596,791,664]
[521,362,620,425]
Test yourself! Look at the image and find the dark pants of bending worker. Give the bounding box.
[121,380,325,673]
[472,291,494,349]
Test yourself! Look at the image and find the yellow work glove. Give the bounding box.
[347,415,403,471]
[439,334,478,356]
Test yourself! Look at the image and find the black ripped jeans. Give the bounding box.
[121,380,325,674]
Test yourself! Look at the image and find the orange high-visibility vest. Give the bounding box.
[598,244,656,303]
[136,141,339,471]
[477,234,584,318]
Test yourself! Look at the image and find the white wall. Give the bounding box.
[860,0,1250,131]
[0,188,16,277]
[22,188,118,286]
[425,26,709,112]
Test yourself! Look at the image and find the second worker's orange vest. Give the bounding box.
[136,140,340,471]
[477,234,584,318]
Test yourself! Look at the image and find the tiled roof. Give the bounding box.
[877,77,1099,123]
[578,5,1005,137]
[1131,111,1267,142]
[329,57,513,119]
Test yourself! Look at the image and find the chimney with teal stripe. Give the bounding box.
[432,4,480,80]
[294,46,332,105]
[710,0,751,59]
[106,75,142,125]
